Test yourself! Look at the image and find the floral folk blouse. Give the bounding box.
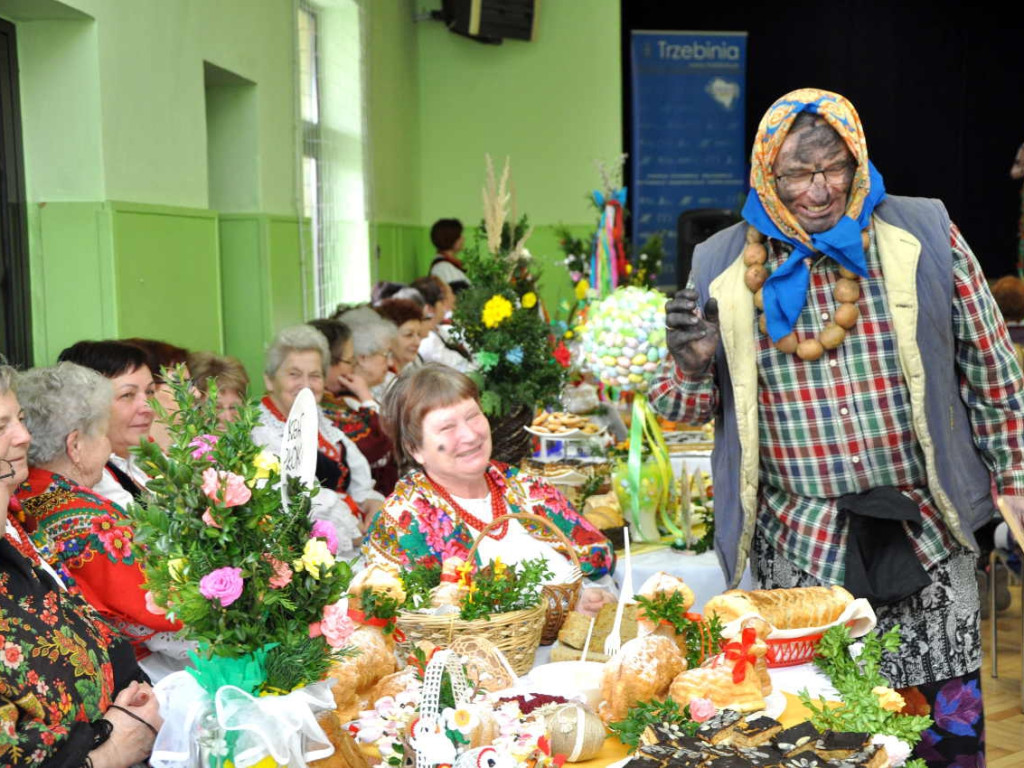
[363,462,615,578]
[0,538,146,766]
[18,468,181,654]
[321,392,398,497]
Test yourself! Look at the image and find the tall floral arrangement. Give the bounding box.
[450,156,568,420]
[129,372,354,694]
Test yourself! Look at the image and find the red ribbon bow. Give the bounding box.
[722,626,758,684]
[347,606,406,642]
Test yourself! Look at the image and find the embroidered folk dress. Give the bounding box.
[0,535,146,766]
[17,468,181,656]
[320,391,398,497]
[363,462,615,579]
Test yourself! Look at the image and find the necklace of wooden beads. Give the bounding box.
[742,225,869,361]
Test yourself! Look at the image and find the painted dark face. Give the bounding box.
[772,119,855,234]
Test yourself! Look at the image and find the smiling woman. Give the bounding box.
[364,364,616,596]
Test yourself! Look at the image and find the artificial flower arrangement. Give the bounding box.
[129,371,355,765]
[449,156,568,420]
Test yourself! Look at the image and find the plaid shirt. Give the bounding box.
[649,224,1024,582]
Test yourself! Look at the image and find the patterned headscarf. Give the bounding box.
[741,88,887,341]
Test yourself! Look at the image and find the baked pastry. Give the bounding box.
[703,586,854,629]
[326,625,398,721]
[348,563,407,605]
[669,623,771,713]
[598,635,686,724]
[558,603,638,650]
[695,709,743,744]
[814,730,871,759]
[774,721,819,756]
[732,716,783,747]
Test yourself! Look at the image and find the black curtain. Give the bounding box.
[621,1,1024,279]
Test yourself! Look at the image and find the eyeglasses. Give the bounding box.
[336,357,355,367]
[774,162,854,195]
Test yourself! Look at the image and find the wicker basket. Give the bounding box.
[467,513,583,647]
[488,402,534,465]
[396,601,545,677]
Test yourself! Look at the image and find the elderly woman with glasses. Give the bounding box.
[364,365,616,612]
[15,363,186,679]
[0,363,162,767]
[309,317,399,496]
[252,324,381,539]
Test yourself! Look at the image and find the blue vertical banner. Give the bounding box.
[630,30,748,288]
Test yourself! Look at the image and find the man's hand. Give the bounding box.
[665,289,719,376]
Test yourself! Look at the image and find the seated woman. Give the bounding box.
[0,364,162,767]
[188,351,250,426]
[364,365,616,600]
[309,318,399,497]
[57,340,156,510]
[410,275,473,373]
[16,363,186,680]
[122,337,190,452]
[252,325,381,539]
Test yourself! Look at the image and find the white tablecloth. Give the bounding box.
[669,449,712,481]
[611,546,753,613]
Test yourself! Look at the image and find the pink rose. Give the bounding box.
[198,566,245,607]
[189,434,219,459]
[688,697,716,723]
[310,520,339,556]
[201,508,222,529]
[263,554,293,589]
[144,591,168,616]
[201,467,252,507]
[318,602,356,648]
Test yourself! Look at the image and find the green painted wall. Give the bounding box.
[365,0,622,312]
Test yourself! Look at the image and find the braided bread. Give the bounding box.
[703,586,853,630]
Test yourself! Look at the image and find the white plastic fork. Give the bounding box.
[603,525,633,657]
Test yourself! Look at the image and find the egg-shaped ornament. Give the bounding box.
[579,287,668,393]
[546,703,606,762]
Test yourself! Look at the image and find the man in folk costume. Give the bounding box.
[650,88,1024,767]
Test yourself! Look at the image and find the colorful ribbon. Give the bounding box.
[723,626,758,684]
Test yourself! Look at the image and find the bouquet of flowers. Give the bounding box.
[449,156,569,422]
[129,371,355,766]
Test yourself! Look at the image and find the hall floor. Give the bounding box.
[980,582,1024,767]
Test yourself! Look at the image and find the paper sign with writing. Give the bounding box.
[279,387,319,507]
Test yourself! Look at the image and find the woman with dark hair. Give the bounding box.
[0,362,162,767]
[57,340,156,510]
[429,218,469,293]
[122,338,190,452]
[374,298,424,375]
[309,318,399,496]
[411,275,472,372]
[364,365,615,605]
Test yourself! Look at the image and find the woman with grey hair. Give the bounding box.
[16,363,184,677]
[252,325,382,541]
[336,306,398,396]
[0,363,163,766]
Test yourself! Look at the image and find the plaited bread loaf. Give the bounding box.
[703,585,854,629]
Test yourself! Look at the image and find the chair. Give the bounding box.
[676,208,743,287]
[989,521,1024,712]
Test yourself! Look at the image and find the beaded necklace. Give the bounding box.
[743,225,870,361]
[426,469,509,540]
[5,514,41,566]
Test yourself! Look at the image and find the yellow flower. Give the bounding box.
[481,295,514,328]
[294,539,335,580]
[492,557,507,579]
[625,263,633,274]
[168,558,188,582]
[521,292,537,309]
[564,330,575,340]
[574,280,590,302]
[253,450,280,480]
[872,685,905,712]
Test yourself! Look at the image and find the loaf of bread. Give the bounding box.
[598,635,686,724]
[703,585,854,629]
[636,571,696,635]
[558,603,637,649]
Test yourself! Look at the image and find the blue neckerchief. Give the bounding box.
[741,161,887,342]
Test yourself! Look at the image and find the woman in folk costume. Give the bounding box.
[653,89,1024,768]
